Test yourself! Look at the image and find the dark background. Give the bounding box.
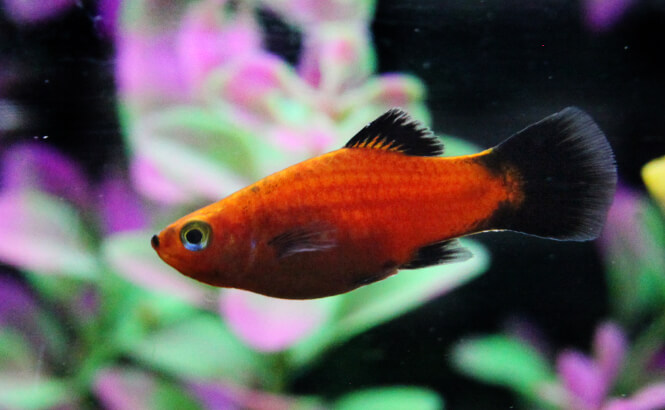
[2,0,665,408]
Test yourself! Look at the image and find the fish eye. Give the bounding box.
[180,221,211,251]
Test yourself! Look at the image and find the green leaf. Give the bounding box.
[127,314,268,385]
[131,110,252,202]
[440,135,482,157]
[26,274,83,305]
[0,329,34,372]
[334,386,443,410]
[138,107,257,176]
[0,330,74,409]
[451,335,555,400]
[606,198,665,323]
[72,283,201,389]
[0,375,73,410]
[290,240,488,366]
[0,190,98,278]
[112,288,200,347]
[152,379,203,410]
[636,201,665,308]
[336,240,487,334]
[129,106,293,202]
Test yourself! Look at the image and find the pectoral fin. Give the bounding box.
[268,223,337,258]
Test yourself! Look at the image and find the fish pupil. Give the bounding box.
[186,229,203,245]
[179,220,211,251]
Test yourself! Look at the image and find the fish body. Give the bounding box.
[152,108,616,299]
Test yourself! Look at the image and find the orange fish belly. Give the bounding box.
[195,148,519,299]
[152,107,616,299]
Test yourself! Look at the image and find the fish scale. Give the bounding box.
[152,107,616,299]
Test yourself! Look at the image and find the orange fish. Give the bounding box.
[152,107,616,299]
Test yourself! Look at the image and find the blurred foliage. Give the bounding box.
[451,158,665,409]
[452,335,555,402]
[4,0,661,409]
[333,386,444,410]
[0,0,490,409]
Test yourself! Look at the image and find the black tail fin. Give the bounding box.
[483,107,617,241]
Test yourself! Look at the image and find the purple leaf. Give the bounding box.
[1,0,75,23]
[187,381,239,410]
[648,346,665,371]
[557,350,606,409]
[0,273,66,363]
[97,0,120,39]
[583,0,637,33]
[97,172,148,234]
[1,143,90,208]
[0,274,37,331]
[188,380,317,410]
[72,285,100,324]
[504,317,552,357]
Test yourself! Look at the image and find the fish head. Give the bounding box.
[151,208,242,287]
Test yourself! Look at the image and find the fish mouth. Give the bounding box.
[151,234,160,249]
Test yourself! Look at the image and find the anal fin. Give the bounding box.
[401,239,472,269]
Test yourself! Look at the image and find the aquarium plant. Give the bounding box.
[0,0,488,408]
[451,163,665,409]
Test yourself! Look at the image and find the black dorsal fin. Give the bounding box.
[345,108,444,157]
[400,239,472,269]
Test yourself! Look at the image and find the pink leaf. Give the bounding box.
[130,156,190,204]
[220,289,330,352]
[594,322,627,388]
[94,367,157,410]
[557,350,606,409]
[223,55,285,109]
[604,383,665,410]
[116,32,189,104]
[176,2,262,91]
